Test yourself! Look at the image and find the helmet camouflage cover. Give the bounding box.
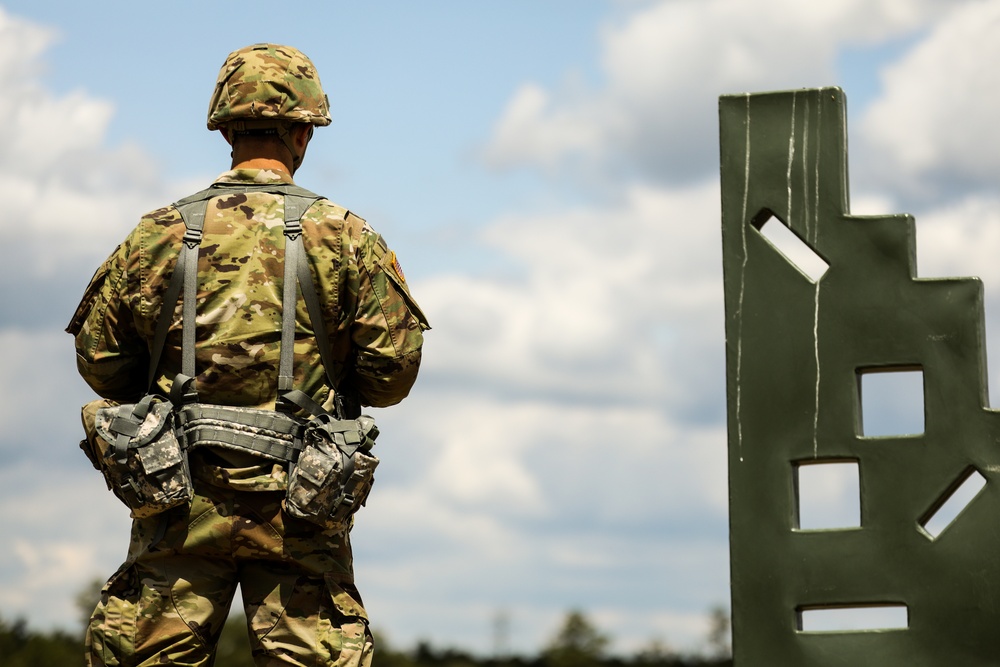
[207,43,332,130]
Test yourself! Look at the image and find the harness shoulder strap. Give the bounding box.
[278,193,340,417]
[150,182,340,416]
[145,189,216,392]
[175,195,211,385]
[278,193,320,391]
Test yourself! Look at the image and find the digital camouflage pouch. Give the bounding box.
[285,414,379,530]
[80,398,115,471]
[83,395,193,518]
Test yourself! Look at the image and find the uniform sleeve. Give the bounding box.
[349,221,429,407]
[66,233,150,402]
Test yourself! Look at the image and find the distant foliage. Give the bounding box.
[0,616,81,667]
[215,616,256,667]
[7,601,731,667]
[541,609,609,667]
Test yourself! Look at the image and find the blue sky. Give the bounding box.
[3,0,1000,657]
[2,1,612,257]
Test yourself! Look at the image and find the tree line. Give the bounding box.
[1,610,731,667]
[2,579,732,667]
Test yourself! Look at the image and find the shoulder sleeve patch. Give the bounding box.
[387,250,406,284]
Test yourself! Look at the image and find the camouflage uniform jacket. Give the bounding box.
[69,168,428,490]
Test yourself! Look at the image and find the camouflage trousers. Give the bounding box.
[85,478,374,666]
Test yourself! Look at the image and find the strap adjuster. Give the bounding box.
[284,220,303,241]
[182,228,203,249]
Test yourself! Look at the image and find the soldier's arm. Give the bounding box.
[66,234,150,402]
[349,220,429,407]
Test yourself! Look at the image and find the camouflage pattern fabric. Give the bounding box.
[69,167,427,436]
[69,166,426,663]
[207,44,332,130]
[93,396,193,518]
[85,480,373,666]
[81,398,116,470]
[286,415,379,529]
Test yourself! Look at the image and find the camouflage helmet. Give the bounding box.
[207,43,332,130]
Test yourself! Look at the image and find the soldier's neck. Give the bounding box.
[231,157,293,177]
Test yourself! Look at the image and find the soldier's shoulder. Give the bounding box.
[306,198,372,240]
[140,203,184,230]
[306,197,354,224]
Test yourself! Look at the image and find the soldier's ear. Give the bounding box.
[292,124,312,152]
[220,127,233,146]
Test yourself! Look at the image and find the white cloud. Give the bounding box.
[417,181,724,416]
[484,0,957,184]
[372,392,728,522]
[913,194,1000,283]
[860,0,1000,201]
[0,462,132,628]
[354,523,730,654]
[0,328,130,627]
[0,328,87,442]
[0,7,176,273]
[338,181,734,644]
[0,5,53,87]
[0,8,185,632]
[903,193,1000,406]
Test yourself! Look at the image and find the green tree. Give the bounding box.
[370,629,415,667]
[74,576,105,631]
[213,614,255,667]
[704,606,731,660]
[0,616,82,667]
[541,610,609,667]
[633,637,678,666]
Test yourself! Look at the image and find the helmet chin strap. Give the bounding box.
[226,120,310,173]
[275,124,305,172]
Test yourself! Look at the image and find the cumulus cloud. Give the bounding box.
[860,0,1000,203]
[0,329,96,458]
[417,182,724,419]
[355,533,731,655]
[356,436,730,653]
[484,0,957,186]
[0,461,132,628]
[0,6,171,274]
[0,7,181,630]
[469,0,1000,652]
[346,180,732,651]
[902,193,1000,405]
[913,194,1000,283]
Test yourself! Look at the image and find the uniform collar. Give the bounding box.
[214,168,295,185]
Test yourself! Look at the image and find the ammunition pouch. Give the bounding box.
[87,395,193,518]
[177,403,379,530]
[80,398,113,471]
[285,414,379,530]
[82,398,380,527]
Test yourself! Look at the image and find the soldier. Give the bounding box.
[67,43,429,666]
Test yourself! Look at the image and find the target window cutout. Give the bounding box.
[797,604,909,633]
[919,468,987,540]
[751,210,829,282]
[857,367,925,438]
[794,460,861,530]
